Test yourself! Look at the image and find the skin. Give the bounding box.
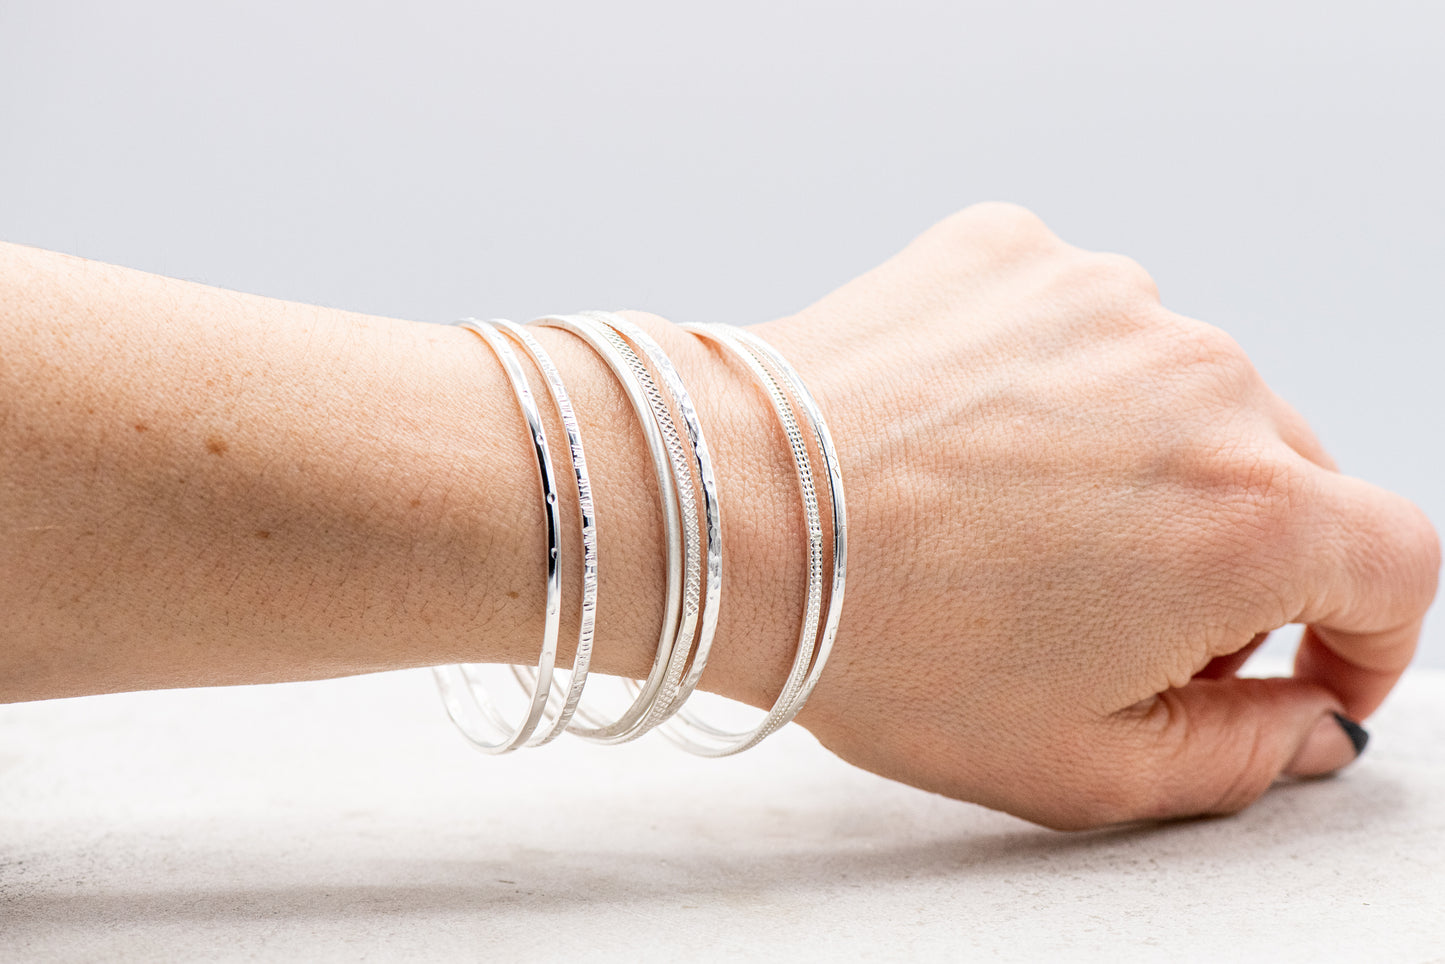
[1,205,1438,830]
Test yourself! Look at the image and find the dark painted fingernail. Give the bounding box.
[1332,712,1370,757]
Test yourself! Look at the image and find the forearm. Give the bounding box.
[0,243,804,704]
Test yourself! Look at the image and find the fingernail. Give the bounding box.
[1332,711,1370,756]
[1286,712,1370,778]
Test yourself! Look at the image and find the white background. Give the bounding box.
[2,0,1441,664]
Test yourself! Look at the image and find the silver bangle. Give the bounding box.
[490,319,599,745]
[728,324,848,728]
[530,313,688,743]
[661,322,826,755]
[580,316,704,737]
[432,318,561,754]
[582,311,724,731]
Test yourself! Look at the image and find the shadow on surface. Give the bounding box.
[1,770,1407,932]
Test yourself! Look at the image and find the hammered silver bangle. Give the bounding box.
[530,313,689,743]
[660,322,828,755]
[490,318,599,745]
[582,311,724,732]
[432,318,561,754]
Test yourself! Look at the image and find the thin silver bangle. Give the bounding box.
[729,324,848,728]
[583,311,724,731]
[529,313,688,743]
[660,322,825,755]
[579,315,704,733]
[490,319,598,745]
[431,318,561,754]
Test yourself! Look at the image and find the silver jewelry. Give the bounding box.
[662,322,826,755]
[727,324,848,730]
[529,314,688,743]
[432,319,561,754]
[433,310,845,758]
[582,311,723,731]
[490,319,598,745]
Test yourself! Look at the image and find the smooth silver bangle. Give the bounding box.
[661,322,826,755]
[530,313,688,743]
[490,319,599,745]
[583,311,724,731]
[432,318,561,754]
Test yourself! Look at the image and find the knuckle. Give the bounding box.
[1182,453,1309,629]
[1231,454,1307,537]
[1357,493,1443,616]
[936,202,1058,251]
[1068,251,1161,304]
[1161,320,1256,381]
[1183,437,1306,530]
[957,200,1049,231]
[1136,319,1265,422]
[1205,452,1310,585]
[1401,500,1442,609]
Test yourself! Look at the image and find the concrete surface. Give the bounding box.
[2,666,1443,962]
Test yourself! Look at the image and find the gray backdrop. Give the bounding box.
[3,1,1441,665]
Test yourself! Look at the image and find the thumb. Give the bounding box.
[1117,676,1369,821]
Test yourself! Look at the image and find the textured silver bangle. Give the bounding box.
[728,324,848,727]
[490,319,598,745]
[661,322,826,755]
[582,311,724,731]
[529,313,688,743]
[432,318,561,754]
[576,314,704,733]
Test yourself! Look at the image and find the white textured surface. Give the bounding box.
[2,668,1443,962]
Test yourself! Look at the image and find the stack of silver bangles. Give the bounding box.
[431,310,847,757]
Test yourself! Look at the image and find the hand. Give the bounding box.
[744,204,1439,829]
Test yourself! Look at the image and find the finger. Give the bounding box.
[1267,392,1337,472]
[1194,631,1269,681]
[1111,676,1363,822]
[1292,472,1440,719]
[1294,618,1426,720]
